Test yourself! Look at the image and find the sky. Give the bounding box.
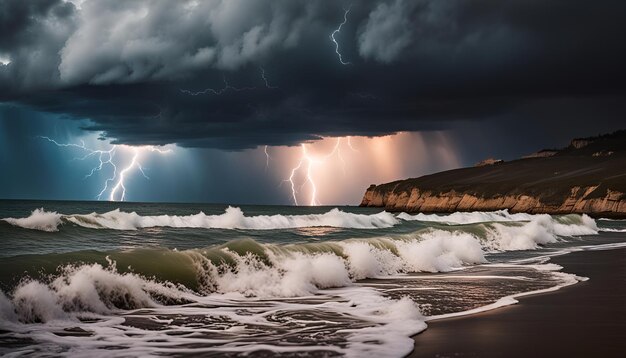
[1,0,625,205]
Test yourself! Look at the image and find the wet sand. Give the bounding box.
[410,247,626,357]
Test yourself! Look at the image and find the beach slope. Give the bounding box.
[410,247,626,357]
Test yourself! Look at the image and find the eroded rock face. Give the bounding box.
[360,185,626,216]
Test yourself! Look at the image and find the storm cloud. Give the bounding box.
[1,0,625,149]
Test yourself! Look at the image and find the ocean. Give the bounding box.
[1,200,625,357]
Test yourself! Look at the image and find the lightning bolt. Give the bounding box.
[347,136,359,152]
[264,145,272,172]
[260,67,278,89]
[39,136,171,201]
[181,68,277,96]
[330,6,352,65]
[180,76,256,96]
[285,137,356,206]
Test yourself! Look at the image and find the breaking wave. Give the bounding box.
[2,206,398,232]
[0,233,487,321]
[401,211,598,250]
[0,234,476,356]
[0,211,599,322]
[399,211,598,251]
[599,228,626,232]
[398,209,533,223]
[400,209,571,225]
[481,214,597,250]
[0,209,605,357]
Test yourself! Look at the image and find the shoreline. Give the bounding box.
[409,246,626,357]
[361,206,626,220]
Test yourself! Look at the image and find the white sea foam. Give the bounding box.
[400,210,598,251]
[337,292,426,357]
[398,211,598,251]
[2,208,63,232]
[340,241,405,279]
[426,263,585,321]
[214,251,352,297]
[0,217,614,357]
[0,251,426,357]
[599,228,626,232]
[396,231,486,272]
[3,262,189,324]
[0,232,489,324]
[0,208,610,356]
[2,206,398,232]
[207,235,487,297]
[1,282,425,357]
[400,209,597,232]
[335,233,486,281]
[482,214,597,250]
[0,240,588,357]
[398,209,535,224]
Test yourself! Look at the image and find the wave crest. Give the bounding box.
[7,260,188,323]
[483,214,597,250]
[0,231,488,323]
[2,206,398,232]
[398,209,535,224]
[399,210,598,251]
[3,208,63,232]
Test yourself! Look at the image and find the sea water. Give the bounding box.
[1,200,625,357]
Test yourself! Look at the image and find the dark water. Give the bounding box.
[1,199,625,357]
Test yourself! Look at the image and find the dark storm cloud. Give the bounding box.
[0,0,75,90]
[1,0,625,149]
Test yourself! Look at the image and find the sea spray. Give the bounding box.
[3,208,63,232]
[3,206,399,231]
[0,206,618,357]
[398,209,535,224]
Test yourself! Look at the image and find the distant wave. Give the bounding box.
[2,207,399,232]
[399,210,598,250]
[479,214,597,250]
[599,228,626,232]
[399,210,539,224]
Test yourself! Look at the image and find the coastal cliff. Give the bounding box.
[360,131,626,217]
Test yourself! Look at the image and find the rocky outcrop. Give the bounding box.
[475,158,503,167]
[361,185,626,217]
[361,130,626,218]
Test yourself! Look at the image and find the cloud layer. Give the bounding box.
[1,0,625,149]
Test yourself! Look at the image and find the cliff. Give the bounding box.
[360,130,626,217]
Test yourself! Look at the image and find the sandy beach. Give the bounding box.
[410,247,626,357]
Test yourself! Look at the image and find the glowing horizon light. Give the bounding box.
[39,136,172,201]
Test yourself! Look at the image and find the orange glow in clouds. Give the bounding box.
[267,131,461,205]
